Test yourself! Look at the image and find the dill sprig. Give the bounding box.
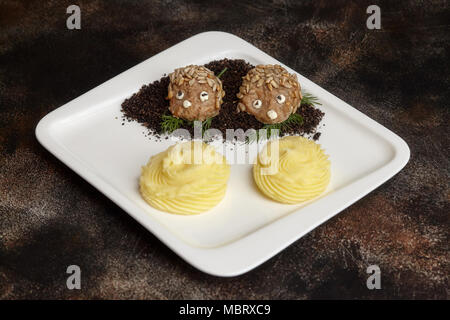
[301,92,322,107]
[283,113,304,126]
[261,113,303,139]
[187,117,214,136]
[202,117,213,132]
[261,123,282,140]
[161,114,184,133]
[216,67,228,79]
[246,113,304,143]
[160,114,214,137]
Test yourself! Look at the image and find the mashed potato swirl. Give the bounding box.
[139,141,230,215]
[253,136,330,204]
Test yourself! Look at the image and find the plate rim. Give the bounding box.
[35,31,410,277]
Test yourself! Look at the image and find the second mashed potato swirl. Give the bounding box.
[140,141,230,215]
[253,136,330,204]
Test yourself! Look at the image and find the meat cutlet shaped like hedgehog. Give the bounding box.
[167,65,225,121]
[236,64,302,124]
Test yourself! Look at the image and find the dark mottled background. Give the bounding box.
[0,0,449,299]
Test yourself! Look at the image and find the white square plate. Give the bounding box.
[36,32,410,276]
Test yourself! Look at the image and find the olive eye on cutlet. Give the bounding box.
[200,91,209,102]
[176,90,184,100]
[276,94,286,104]
[253,99,262,109]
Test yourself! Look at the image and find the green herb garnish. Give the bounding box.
[301,92,322,107]
[216,67,228,79]
[161,114,184,133]
[246,113,304,143]
[202,117,213,133]
[262,113,303,139]
[283,113,304,126]
[160,114,214,137]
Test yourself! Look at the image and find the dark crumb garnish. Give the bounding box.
[121,58,324,140]
[121,76,170,131]
[313,132,322,141]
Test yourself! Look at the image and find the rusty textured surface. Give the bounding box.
[0,0,448,299]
